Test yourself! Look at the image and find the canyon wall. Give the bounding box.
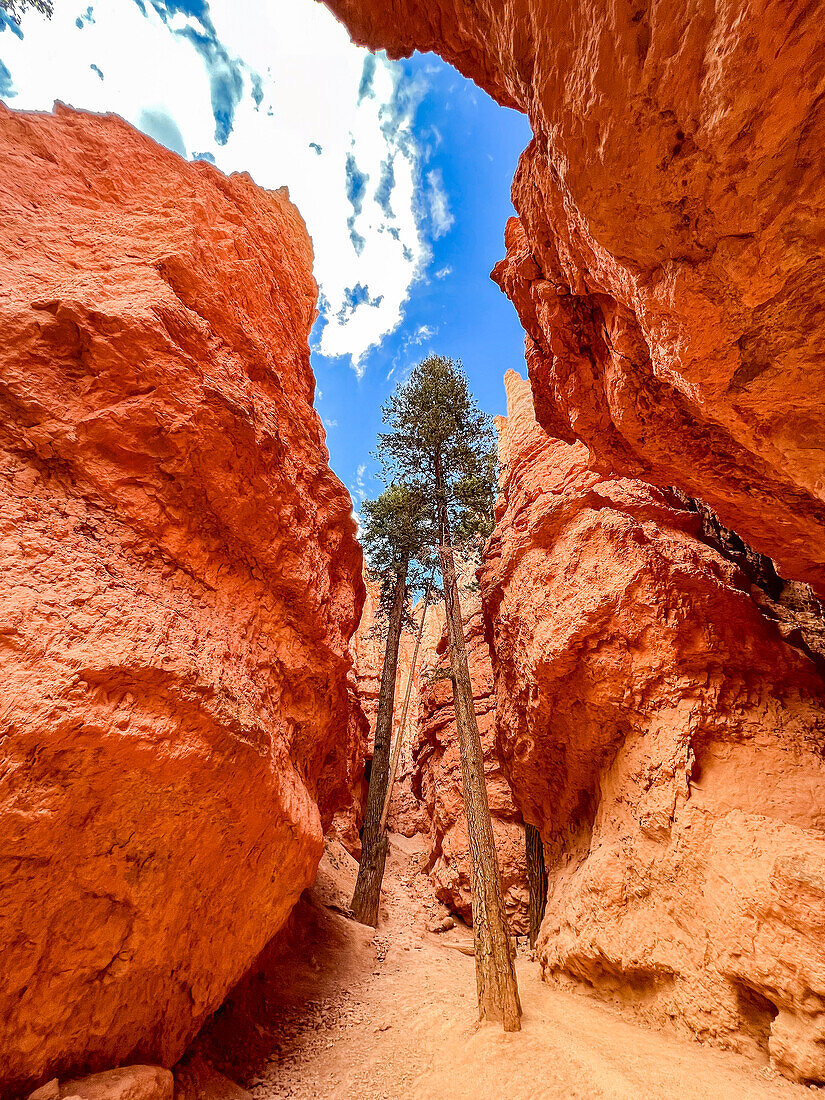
[414,602,528,934]
[323,0,825,595]
[328,574,378,856]
[479,371,825,1081]
[0,104,364,1096]
[328,670,371,858]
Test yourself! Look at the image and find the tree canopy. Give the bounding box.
[360,481,434,615]
[377,355,498,555]
[375,354,520,1027]
[351,486,431,925]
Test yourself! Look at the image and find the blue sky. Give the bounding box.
[314,53,530,512]
[0,0,531,513]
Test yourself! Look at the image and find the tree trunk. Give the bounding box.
[351,560,408,926]
[435,461,522,1031]
[380,581,432,833]
[525,823,547,948]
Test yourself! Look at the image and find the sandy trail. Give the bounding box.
[193,835,813,1100]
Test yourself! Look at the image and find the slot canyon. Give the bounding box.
[1,1,825,1098]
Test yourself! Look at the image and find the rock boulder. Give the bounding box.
[0,104,363,1095]
[480,371,825,1081]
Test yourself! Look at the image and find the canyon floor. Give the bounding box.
[190,836,816,1100]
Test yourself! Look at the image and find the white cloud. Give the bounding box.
[386,321,439,378]
[323,418,338,430]
[351,462,368,502]
[434,265,453,279]
[1,0,441,374]
[425,168,454,239]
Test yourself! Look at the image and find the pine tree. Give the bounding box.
[351,483,432,926]
[378,354,522,1030]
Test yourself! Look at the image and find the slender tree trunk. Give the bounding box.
[435,460,522,1031]
[525,823,547,948]
[380,582,432,833]
[351,559,408,926]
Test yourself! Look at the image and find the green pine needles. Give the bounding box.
[377,354,498,561]
[360,482,433,619]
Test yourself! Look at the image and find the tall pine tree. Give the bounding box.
[378,355,522,1030]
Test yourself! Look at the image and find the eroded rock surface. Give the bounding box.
[327,664,371,860]
[324,0,825,594]
[480,371,825,1081]
[414,600,528,934]
[388,593,444,840]
[0,104,363,1095]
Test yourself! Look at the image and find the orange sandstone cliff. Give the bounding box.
[323,0,825,595]
[479,372,825,1082]
[387,590,444,839]
[0,104,364,1095]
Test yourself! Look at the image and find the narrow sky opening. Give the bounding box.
[0,0,531,514]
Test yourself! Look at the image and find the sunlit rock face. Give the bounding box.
[0,104,364,1095]
[323,0,825,595]
[414,601,528,935]
[479,371,825,1081]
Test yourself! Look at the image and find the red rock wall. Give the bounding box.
[326,670,371,857]
[414,601,528,934]
[323,0,825,595]
[0,104,364,1095]
[328,573,378,856]
[479,371,825,1082]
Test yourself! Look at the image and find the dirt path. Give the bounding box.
[194,836,814,1100]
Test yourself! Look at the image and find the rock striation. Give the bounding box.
[323,0,825,595]
[414,600,528,934]
[0,104,364,1095]
[480,371,825,1081]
